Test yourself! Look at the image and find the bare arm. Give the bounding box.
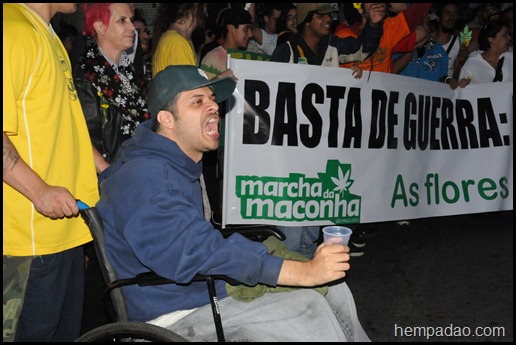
[277,244,350,287]
[400,3,432,32]
[246,3,255,19]
[334,4,385,64]
[388,3,408,13]
[367,3,387,26]
[245,3,263,44]
[92,144,110,174]
[392,52,413,74]
[3,132,78,218]
[452,42,470,80]
[392,25,427,74]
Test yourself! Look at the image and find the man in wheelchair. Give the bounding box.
[95,65,370,342]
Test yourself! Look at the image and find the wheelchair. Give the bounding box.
[75,202,285,342]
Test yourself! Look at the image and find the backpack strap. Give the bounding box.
[287,41,294,64]
[493,57,505,82]
[286,41,305,64]
[446,35,458,55]
[296,45,305,58]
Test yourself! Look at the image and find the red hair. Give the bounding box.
[81,3,113,38]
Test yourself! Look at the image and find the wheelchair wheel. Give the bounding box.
[75,321,188,342]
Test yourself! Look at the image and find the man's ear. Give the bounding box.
[156,110,175,129]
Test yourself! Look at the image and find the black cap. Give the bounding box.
[480,3,499,10]
[216,7,253,29]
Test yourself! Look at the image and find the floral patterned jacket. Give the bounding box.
[73,40,150,164]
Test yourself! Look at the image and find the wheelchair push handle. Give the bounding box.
[77,199,90,211]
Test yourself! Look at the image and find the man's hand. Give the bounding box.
[4,131,79,219]
[308,243,350,284]
[218,68,237,81]
[278,243,350,287]
[368,3,387,25]
[448,77,472,90]
[33,185,79,219]
[349,64,364,79]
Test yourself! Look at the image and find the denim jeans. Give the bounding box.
[166,281,370,342]
[278,226,321,258]
[14,246,85,342]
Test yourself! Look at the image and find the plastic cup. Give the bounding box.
[322,226,353,246]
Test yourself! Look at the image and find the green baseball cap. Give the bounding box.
[148,65,237,119]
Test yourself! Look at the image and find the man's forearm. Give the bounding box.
[3,131,47,202]
[92,145,110,174]
[277,259,315,287]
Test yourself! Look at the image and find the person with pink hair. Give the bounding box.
[73,3,151,333]
[74,3,150,173]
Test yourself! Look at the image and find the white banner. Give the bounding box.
[223,59,513,226]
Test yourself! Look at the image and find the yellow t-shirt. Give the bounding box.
[3,3,99,256]
[152,29,197,77]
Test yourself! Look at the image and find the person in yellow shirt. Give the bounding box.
[3,3,99,342]
[151,3,208,76]
[151,3,219,223]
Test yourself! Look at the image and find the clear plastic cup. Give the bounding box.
[322,226,353,246]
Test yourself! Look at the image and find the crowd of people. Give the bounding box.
[3,2,513,342]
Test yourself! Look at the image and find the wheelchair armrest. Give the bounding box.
[134,272,241,287]
[106,271,241,293]
[219,225,286,242]
[105,271,242,342]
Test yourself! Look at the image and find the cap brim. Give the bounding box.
[316,4,337,14]
[210,77,237,103]
[184,77,236,104]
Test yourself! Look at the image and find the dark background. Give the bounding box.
[347,211,513,342]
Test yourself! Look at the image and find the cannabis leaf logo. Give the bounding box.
[460,25,472,47]
[331,166,354,196]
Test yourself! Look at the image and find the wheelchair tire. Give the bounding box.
[75,321,188,342]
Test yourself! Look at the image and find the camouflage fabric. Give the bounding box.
[3,256,33,342]
[226,237,328,302]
